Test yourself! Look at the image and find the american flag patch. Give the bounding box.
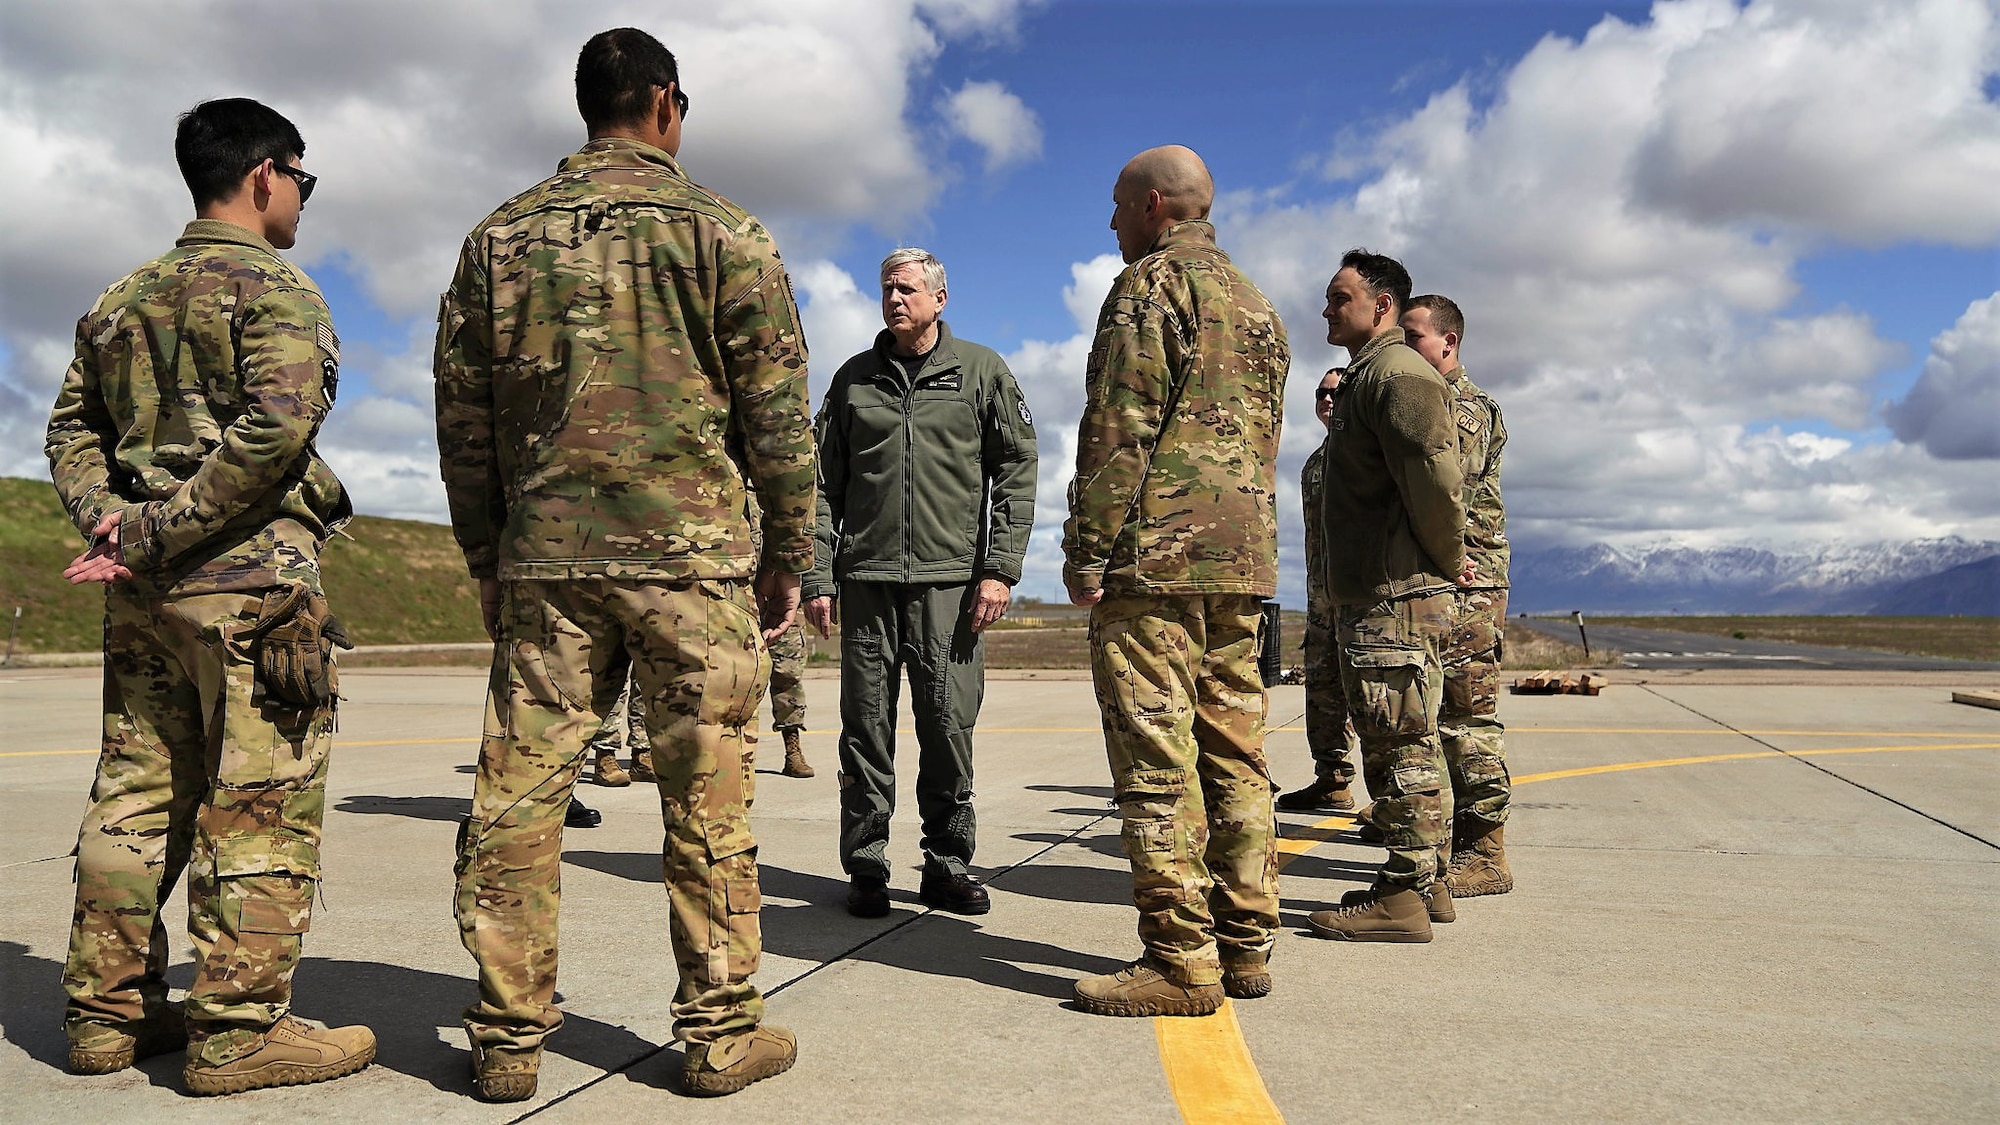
[316,322,339,361]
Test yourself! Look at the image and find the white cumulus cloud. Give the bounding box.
[1885,293,2000,460]
[942,79,1043,172]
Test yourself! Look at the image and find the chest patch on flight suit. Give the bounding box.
[926,372,963,391]
[1458,406,1481,434]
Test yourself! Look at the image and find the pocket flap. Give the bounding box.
[1346,644,1426,670]
[214,833,321,880]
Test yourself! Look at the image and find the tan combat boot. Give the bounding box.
[182,1015,375,1095]
[1220,950,1272,1000]
[1074,958,1223,1017]
[628,751,657,784]
[780,729,814,778]
[1274,776,1354,812]
[593,746,630,787]
[66,1003,186,1074]
[682,1024,797,1096]
[471,1041,541,1102]
[1307,884,1433,943]
[1446,820,1514,897]
[1337,880,1453,923]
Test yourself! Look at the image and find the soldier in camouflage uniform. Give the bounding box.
[1403,295,1513,897]
[1063,146,1288,1016]
[764,625,815,777]
[45,98,375,1094]
[1303,250,1469,945]
[432,29,811,1101]
[1277,367,1361,813]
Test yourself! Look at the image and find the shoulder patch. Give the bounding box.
[1458,411,1480,433]
[1018,400,1033,426]
[316,322,340,362]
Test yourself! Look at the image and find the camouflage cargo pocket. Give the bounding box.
[214,834,320,935]
[1118,767,1185,855]
[1344,644,1431,740]
[504,587,581,712]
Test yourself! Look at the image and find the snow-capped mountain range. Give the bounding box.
[1510,537,2000,615]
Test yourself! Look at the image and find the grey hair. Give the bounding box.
[879,247,947,294]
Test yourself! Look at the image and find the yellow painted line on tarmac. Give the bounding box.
[1155,997,1285,1125]
[1161,736,2000,1125]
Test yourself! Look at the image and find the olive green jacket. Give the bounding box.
[1447,366,1510,588]
[1062,221,1288,597]
[804,321,1037,596]
[1317,327,1466,605]
[434,137,816,582]
[46,219,351,596]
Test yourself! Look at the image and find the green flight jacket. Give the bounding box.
[1447,366,1510,589]
[805,321,1037,596]
[1317,327,1466,606]
[434,137,816,582]
[45,219,351,596]
[1062,220,1288,597]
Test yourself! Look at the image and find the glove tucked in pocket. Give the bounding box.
[244,585,355,708]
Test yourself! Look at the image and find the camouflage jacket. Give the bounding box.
[1302,443,1330,619]
[805,321,1037,598]
[434,137,815,582]
[1317,327,1465,605]
[45,219,351,597]
[1446,366,1509,588]
[1062,221,1288,597]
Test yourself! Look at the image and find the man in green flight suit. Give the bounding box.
[46,97,374,1095]
[804,247,1038,919]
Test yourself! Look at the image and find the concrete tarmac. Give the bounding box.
[2,665,1995,1123]
[1514,618,2000,672]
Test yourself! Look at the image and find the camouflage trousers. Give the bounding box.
[66,588,334,1065]
[456,578,770,1053]
[1442,589,1510,827]
[1089,592,1278,987]
[768,625,809,732]
[1336,591,1453,891]
[1301,611,1359,784]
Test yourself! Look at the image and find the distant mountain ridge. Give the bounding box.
[1510,537,2000,615]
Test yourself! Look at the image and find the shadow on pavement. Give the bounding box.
[333,795,472,822]
[562,854,1121,1001]
[0,940,666,1098]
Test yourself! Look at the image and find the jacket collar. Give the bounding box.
[872,319,962,380]
[1349,325,1408,369]
[1146,219,1219,256]
[559,137,685,178]
[176,219,279,256]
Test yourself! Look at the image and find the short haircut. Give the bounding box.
[576,28,680,131]
[879,247,947,295]
[1407,294,1464,343]
[1339,248,1413,319]
[174,98,305,210]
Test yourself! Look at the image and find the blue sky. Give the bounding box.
[2,0,1995,605]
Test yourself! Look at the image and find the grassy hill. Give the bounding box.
[0,476,483,655]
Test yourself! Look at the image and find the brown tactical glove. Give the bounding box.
[244,585,355,708]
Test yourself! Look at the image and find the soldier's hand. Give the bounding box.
[1456,558,1479,588]
[804,596,836,638]
[63,511,132,585]
[757,569,802,642]
[969,575,1012,632]
[1067,583,1103,607]
[479,578,503,640]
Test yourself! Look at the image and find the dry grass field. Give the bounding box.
[1596,615,1999,662]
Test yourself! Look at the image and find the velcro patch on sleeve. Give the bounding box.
[316,321,340,362]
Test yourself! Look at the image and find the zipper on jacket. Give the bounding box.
[902,382,914,583]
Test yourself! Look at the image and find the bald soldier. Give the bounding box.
[1064,145,1289,1014]
[1402,295,1514,897]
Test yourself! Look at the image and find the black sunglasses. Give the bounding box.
[671,85,689,121]
[270,162,317,204]
[1315,386,1339,400]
